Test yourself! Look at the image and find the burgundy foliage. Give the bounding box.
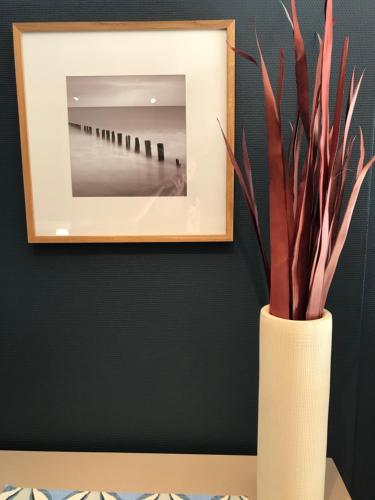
[221,0,375,319]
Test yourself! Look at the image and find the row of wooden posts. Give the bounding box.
[69,122,182,166]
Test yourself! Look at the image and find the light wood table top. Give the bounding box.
[0,451,350,499]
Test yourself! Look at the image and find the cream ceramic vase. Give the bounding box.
[257,305,332,500]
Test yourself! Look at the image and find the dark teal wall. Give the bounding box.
[0,1,374,499]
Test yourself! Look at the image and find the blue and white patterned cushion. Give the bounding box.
[1,487,248,500]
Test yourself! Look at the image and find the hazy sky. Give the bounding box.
[66,75,186,108]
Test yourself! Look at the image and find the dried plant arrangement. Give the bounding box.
[220,0,375,320]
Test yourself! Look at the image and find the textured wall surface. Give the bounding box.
[0,1,374,499]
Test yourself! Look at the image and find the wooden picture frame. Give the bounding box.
[13,20,235,243]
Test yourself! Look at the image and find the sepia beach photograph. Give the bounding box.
[66,74,187,197]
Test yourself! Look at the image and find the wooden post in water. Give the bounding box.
[106,130,110,141]
[69,122,82,131]
[102,130,105,139]
[176,159,181,167]
[126,135,131,150]
[111,131,115,143]
[117,133,123,146]
[96,128,100,137]
[135,137,140,153]
[145,140,152,158]
[157,143,164,161]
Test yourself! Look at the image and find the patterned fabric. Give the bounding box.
[1,487,248,500]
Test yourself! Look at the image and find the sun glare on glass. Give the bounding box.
[56,228,70,236]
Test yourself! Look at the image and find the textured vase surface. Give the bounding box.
[257,305,332,500]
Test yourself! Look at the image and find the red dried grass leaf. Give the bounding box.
[357,128,365,179]
[330,136,356,245]
[291,0,310,139]
[255,31,290,319]
[317,0,333,221]
[229,45,258,66]
[346,69,356,119]
[218,121,269,286]
[242,130,271,285]
[322,155,375,306]
[279,0,294,30]
[311,34,323,116]
[340,136,357,195]
[342,72,364,163]
[287,119,295,162]
[293,126,303,218]
[218,121,253,212]
[277,48,285,117]
[291,161,314,319]
[294,39,322,227]
[328,140,344,221]
[242,129,259,219]
[329,37,349,169]
[278,50,295,255]
[307,199,331,319]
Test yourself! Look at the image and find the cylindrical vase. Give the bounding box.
[257,304,332,500]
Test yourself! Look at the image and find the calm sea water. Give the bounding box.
[67,106,186,197]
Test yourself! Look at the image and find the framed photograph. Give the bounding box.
[13,20,235,243]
